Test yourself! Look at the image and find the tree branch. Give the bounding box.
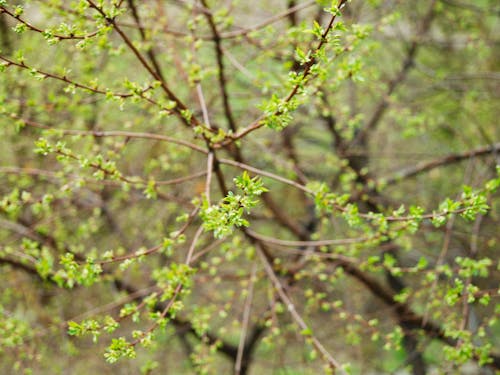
[381,142,500,186]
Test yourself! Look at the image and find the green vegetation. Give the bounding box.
[0,0,499,374]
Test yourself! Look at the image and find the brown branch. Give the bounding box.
[101,1,316,41]
[200,0,237,133]
[245,228,369,247]
[0,55,156,101]
[0,216,243,363]
[86,0,202,129]
[256,243,346,373]
[9,115,208,154]
[220,0,316,39]
[219,158,313,194]
[0,5,99,40]
[214,0,349,148]
[351,0,437,149]
[126,0,166,81]
[335,256,500,370]
[0,255,242,363]
[381,143,500,186]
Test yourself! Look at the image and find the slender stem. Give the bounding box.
[235,261,258,375]
[256,243,346,373]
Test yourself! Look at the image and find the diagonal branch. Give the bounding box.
[86,0,202,129]
[200,0,237,132]
[334,257,500,370]
[214,0,349,148]
[126,0,166,82]
[351,0,438,149]
[0,225,242,364]
[256,242,347,373]
[381,142,500,186]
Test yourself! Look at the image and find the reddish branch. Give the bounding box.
[126,0,166,82]
[13,116,207,154]
[0,211,248,366]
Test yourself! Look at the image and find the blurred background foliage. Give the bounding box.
[0,0,499,374]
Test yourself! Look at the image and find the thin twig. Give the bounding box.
[0,55,156,102]
[200,0,237,132]
[186,225,204,264]
[256,243,346,373]
[245,228,367,247]
[214,0,349,147]
[381,143,500,186]
[205,152,214,205]
[86,0,202,129]
[235,261,258,375]
[10,116,207,154]
[0,5,99,40]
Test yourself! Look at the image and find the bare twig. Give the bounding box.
[381,143,500,186]
[256,243,346,373]
[350,0,438,148]
[235,261,258,375]
[200,0,238,132]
